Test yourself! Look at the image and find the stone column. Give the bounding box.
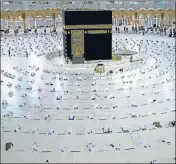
[34,17,37,28]
[6,19,9,29]
[148,16,150,27]
[160,12,164,28]
[134,12,137,28]
[22,13,28,31]
[52,13,56,30]
[15,18,17,29]
[43,17,46,28]
[127,18,128,25]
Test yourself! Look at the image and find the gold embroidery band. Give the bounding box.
[71,30,84,57]
[63,24,112,30]
[87,30,108,34]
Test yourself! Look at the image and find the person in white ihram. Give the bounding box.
[87,143,95,152]
[31,142,39,152]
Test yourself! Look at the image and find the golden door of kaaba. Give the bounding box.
[71,30,84,57]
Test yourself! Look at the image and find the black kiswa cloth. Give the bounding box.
[5,142,13,151]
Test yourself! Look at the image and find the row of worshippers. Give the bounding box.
[114,25,171,36]
[1,34,62,58]
[4,118,175,152]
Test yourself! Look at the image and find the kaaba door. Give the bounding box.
[71,30,84,57]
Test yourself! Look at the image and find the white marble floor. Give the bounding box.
[1,32,175,163]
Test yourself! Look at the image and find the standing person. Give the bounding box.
[8,49,10,57]
[26,51,28,58]
[132,26,134,32]
[164,27,166,35]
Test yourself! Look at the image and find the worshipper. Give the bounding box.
[56,96,62,100]
[25,51,28,58]
[91,82,96,86]
[69,115,74,120]
[143,30,145,35]
[73,105,79,110]
[102,127,112,134]
[173,31,176,37]
[31,72,36,77]
[5,142,13,151]
[87,143,95,152]
[58,146,66,152]
[8,91,14,97]
[44,114,52,120]
[130,112,137,118]
[168,32,172,37]
[141,125,147,131]
[119,68,123,72]
[150,160,157,164]
[66,128,72,135]
[168,120,175,127]
[164,27,166,35]
[126,27,128,33]
[153,122,162,128]
[121,126,129,133]
[31,142,39,152]
[14,125,21,132]
[8,49,10,57]
[151,99,156,103]
[48,128,54,135]
[140,140,151,148]
[161,140,171,145]
[32,128,38,134]
[109,70,113,74]
[4,111,13,118]
[51,88,56,92]
[113,104,118,109]
[26,86,32,90]
[110,142,120,151]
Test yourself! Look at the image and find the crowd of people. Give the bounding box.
[114,25,176,37]
[1,30,175,163]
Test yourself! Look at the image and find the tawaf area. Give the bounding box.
[0,1,175,163]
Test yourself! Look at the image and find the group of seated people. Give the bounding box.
[1,33,175,163]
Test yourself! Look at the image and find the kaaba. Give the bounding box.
[62,10,112,63]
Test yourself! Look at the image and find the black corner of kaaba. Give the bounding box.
[62,10,112,63]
